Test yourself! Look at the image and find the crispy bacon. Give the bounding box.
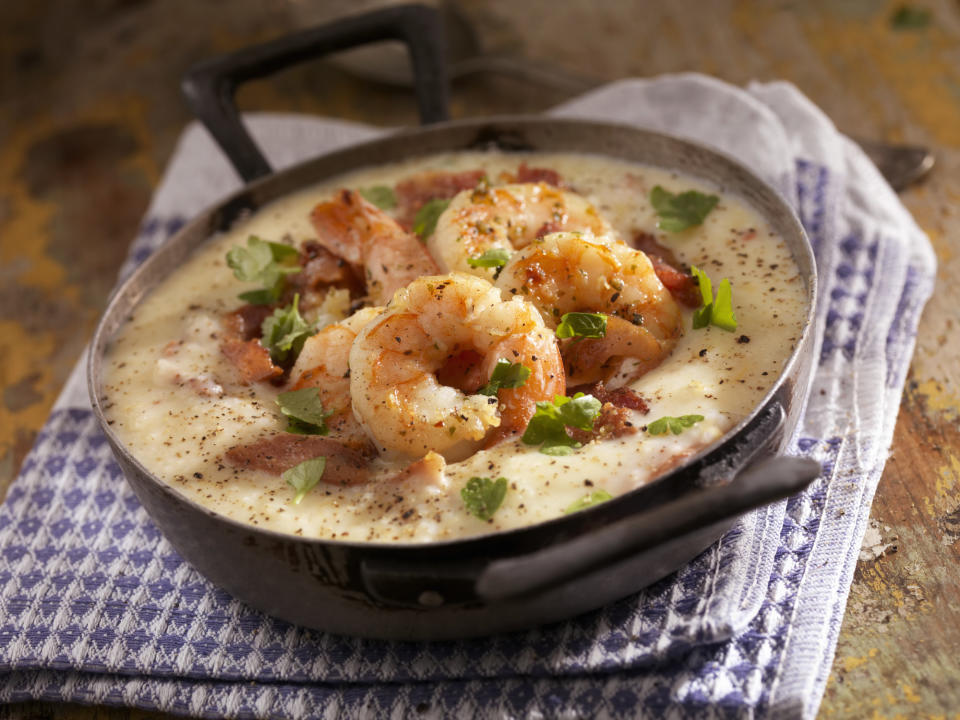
[516,162,564,187]
[387,451,447,486]
[220,338,283,384]
[573,381,650,414]
[632,231,701,308]
[288,240,364,298]
[225,435,370,486]
[395,169,485,229]
[224,305,273,341]
[569,403,638,444]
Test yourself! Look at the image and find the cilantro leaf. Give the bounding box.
[283,456,326,504]
[555,312,607,339]
[226,235,300,305]
[712,278,737,331]
[359,185,397,210]
[461,476,508,521]
[650,186,719,233]
[413,198,450,240]
[890,5,931,29]
[565,489,613,514]
[521,393,602,455]
[276,388,332,435]
[647,414,705,436]
[261,294,314,364]
[478,359,531,396]
[690,265,737,331]
[691,265,714,329]
[467,248,512,269]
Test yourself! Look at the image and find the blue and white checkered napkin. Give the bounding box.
[0,75,935,718]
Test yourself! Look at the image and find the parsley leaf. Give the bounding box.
[690,265,737,331]
[712,278,737,331]
[478,359,531,396]
[276,388,332,435]
[461,476,508,521]
[650,186,719,233]
[413,198,450,240]
[555,312,607,339]
[647,414,705,436]
[261,294,314,364]
[467,247,512,269]
[226,235,300,305]
[890,5,931,29]
[521,393,602,455]
[283,456,326,504]
[565,489,613,514]
[359,185,397,210]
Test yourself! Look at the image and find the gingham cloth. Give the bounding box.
[0,75,935,719]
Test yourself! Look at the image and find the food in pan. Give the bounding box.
[101,152,806,542]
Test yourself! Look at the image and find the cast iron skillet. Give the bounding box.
[87,4,821,640]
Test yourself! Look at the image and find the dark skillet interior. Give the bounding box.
[88,117,818,638]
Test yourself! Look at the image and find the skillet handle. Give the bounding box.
[181,4,450,182]
[475,453,821,602]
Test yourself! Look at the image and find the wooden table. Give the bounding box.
[1,1,957,716]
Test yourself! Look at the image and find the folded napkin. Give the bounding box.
[0,74,935,719]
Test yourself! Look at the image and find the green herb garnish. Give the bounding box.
[647,414,705,436]
[555,312,607,339]
[478,359,531,396]
[283,456,326,504]
[690,265,737,331]
[276,388,333,435]
[413,198,450,240]
[650,186,719,233]
[359,185,397,210]
[261,294,314,364]
[461,476,508,521]
[226,235,300,305]
[521,393,602,455]
[467,247,511,270]
[565,489,613,514]
[890,5,931,29]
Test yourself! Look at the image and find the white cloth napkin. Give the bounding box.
[0,74,935,719]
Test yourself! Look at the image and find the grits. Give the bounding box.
[101,152,806,542]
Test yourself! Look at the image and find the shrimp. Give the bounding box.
[288,306,383,451]
[310,189,438,305]
[426,182,615,280]
[495,232,682,385]
[349,272,565,461]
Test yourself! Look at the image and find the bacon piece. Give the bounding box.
[535,221,563,239]
[387,451,446,487]
[395,169,485,229]
[573,381,650,414]
[220,338,283,384]
[569,403,638,444]
[224,304,273,341]
[288,240,364,297]
[225,435,370,486]
[632,231,701,308]
[516,162,564,187]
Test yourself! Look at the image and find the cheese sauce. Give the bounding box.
[101,152,806,542]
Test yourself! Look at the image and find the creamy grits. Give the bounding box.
[101,151,806,542]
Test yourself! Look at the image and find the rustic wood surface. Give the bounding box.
[1,0,958,717]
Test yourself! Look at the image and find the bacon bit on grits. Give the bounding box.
[395,169,486,229]
[220,337,283,384]
[632,230,701,308]
[225,434,370,485]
